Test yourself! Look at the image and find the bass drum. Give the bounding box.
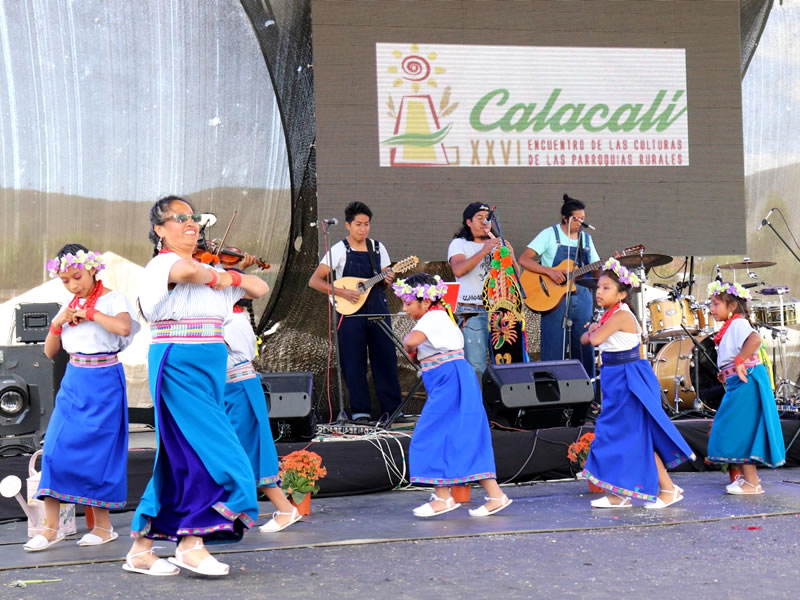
[652,334,724,411]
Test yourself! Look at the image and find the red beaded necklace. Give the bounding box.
[67,279,104,326]
[598,302,623,326]
[713,313,742,346]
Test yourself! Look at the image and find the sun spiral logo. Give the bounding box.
[381,43,456,166]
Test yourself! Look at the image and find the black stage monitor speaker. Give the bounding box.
[15,303,61,344]
[259,371,316,440]
[482,359,593,429]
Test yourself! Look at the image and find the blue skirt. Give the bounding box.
[707,364,786,467]
[410,358,496,485]
[131,343,258,543]
[223,375,280,487]
[38,362,128,508]
[583,359,695,501]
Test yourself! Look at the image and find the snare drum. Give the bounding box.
[751,301,800,327]
[647,296,697,339]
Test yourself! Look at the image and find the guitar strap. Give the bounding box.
[367,239,383,286]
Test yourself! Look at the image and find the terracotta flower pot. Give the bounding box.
[289,493,311,516]
[451,485,471,503]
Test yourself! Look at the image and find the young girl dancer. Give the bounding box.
[394,273,511,517]
[25,245,140,552]
[706,281,785,492]
[126,196,269,577]
[222,292,301,533]
[580,259,695,509]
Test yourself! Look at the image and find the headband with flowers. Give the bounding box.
[392,275,448,304]
[707,280,752,302]
[602,257,641,288]
[46,250,106,278]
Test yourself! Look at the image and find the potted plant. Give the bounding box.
[279,450,327,515]
[567,432,602,492]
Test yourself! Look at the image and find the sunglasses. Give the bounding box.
[163,213,203,224]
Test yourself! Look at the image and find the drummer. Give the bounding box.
[519,194,599,378]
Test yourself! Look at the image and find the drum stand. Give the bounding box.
[765,288,800,406]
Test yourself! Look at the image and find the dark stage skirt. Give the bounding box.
[37,355,128,508]
[131,340,257,543]
[583,352,695,502]
[707,364,786,468]
[223,363,280,487]
[410,351,496,485]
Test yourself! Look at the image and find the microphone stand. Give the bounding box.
[761,219,800,265]
[561,217,575,361]
[321,220,348,423]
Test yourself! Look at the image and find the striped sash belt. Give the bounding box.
[69,352,119,368]
[226,361,257,383]
[150,318,224,344]
[719,354,761,380]
[419,349,465,373]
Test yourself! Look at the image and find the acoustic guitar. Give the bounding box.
[333,255,419,315]
[520,245,645,312]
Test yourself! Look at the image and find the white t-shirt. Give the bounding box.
[716,318,755,367]
[224,310,256,368]
[526,225,600,268]
[138,253,245,322]
[59,290,141,354]
[412,310,464,359]
[319,240,391,279]
[447,237,491,305]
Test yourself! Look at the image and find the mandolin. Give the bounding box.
[520,244,645,313]
[333,256,419,315]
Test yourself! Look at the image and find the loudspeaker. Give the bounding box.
[15,303,61,344]
[482,359,593,429]
[259,371,316,441]
[0,345,68,446]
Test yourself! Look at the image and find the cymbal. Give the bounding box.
[718,260,776,269]
[616,253,673,269]
[576,278,640,293]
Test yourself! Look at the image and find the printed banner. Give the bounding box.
[376,43,689,168]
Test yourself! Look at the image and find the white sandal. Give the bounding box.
[726,476,764,495]
[259,506,302,533]
[413,494,461,518]
[23,527,65,552]
[468,495,513,517]
[644,486,684,509]
[168,540,229,576]
[122,546,180,576]
[78,525,119,546]
[590,494,632,508]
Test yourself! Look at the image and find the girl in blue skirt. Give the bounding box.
[222,294,301,533]
[125,196,269,577]
[394,273,511,518]
[706,281,785,493]
[581,259,695,509]
[25,244,140,552]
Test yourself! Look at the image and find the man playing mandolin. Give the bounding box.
[308,201,403,424]
[518,194,600,380]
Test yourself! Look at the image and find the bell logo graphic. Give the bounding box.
[381,44,456,166]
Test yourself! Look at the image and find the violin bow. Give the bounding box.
[213,209,238,256]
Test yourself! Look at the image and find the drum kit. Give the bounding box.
[580,254,800,418]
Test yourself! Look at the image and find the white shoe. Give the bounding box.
[122,546,180,576]
[413,494,461,518]
[23,527,65,552]
[726,477,764,495]
[590,494,632,508]
[259,506,302,533]
[468,495,513,517]
[644,486,684,509]
[78,525,119,546]
[168,541,229,576]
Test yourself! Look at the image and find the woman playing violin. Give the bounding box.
[125,195,269,577]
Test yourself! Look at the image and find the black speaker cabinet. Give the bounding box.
[15,303,61,343]
[260,372,316,440]
[482,360,593,429]
[0,345,68,442]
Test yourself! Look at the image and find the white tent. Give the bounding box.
[0,252,153,408]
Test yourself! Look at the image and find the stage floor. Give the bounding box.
[2,468,800,572]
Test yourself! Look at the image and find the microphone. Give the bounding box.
[309,218,339,227]
[757,208,775,231]
[580,221,596,230]
[198,213,217,228]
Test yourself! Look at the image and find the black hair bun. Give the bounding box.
[562,193,571,204]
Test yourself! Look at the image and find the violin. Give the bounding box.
[192,209,270,270]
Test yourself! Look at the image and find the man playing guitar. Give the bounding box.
[518,194,599,380]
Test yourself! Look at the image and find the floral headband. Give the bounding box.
[392,275,448,303]
[602,258,641,288]
[707,280,752,302]
[46,250,106,278]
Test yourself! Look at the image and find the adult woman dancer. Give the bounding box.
[125,196,269,577]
